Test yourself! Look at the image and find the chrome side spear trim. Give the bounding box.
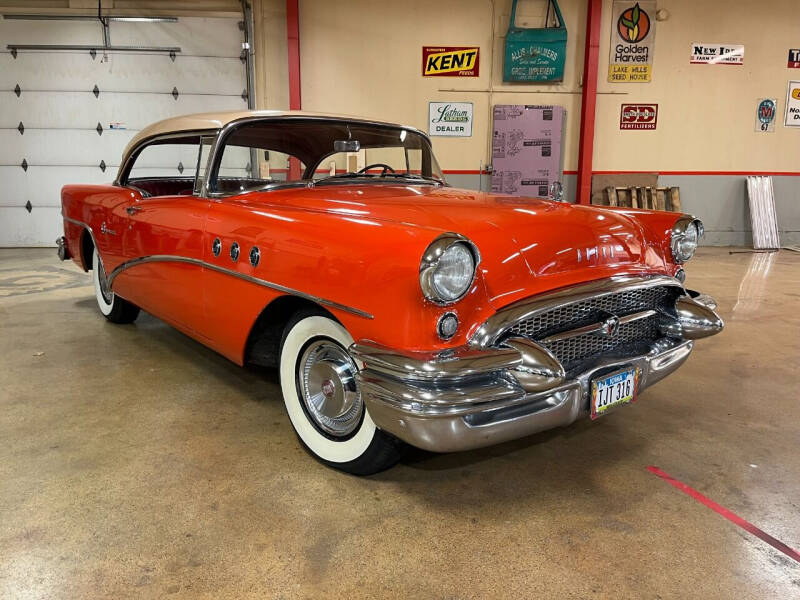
[106,254,373,319]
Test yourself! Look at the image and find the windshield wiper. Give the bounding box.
[379,173,444,185]
[312,172,373,185]
[313,172,443,186]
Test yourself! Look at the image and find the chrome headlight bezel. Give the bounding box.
[670,216,704,263]
[419,233,480,305]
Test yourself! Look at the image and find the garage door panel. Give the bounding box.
[0,17,240,58]
[0,167,115,208]
[111,18,243,58]
[1,53,244,96]
[0,206,63,247]
[0,19,102,46]
[0,15,245,246]
[0,130,134,164]
[0,92,245,131]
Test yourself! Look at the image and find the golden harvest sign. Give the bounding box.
[608,1,656,83]
[422,46,480,77]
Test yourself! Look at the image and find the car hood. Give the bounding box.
[249,184,669,308]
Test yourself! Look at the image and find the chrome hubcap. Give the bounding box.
[298,340,362,437]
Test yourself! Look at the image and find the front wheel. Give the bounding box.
[92,248,140,324]
[279,312,405,475]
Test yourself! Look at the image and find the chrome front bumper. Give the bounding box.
[350,286,723,453]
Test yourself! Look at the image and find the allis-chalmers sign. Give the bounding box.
[608,1,656,83]
[422,46,480,77]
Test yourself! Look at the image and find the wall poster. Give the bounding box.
[755,98,777,133]
[422,47,480,77]
[690,43,744,65]
[503,0,568,82]
[620,104,658,130]
[428,102,473,137]
[785,81,800,127]
[608,1,656,83]
[491,105,565,198]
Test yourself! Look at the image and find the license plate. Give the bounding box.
[591,367,639,420]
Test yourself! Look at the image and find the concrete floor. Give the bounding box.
[1,247,798,599]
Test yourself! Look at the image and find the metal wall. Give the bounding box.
[445,172,800,247]
[0,15,247,246]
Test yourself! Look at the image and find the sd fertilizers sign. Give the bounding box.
[608,1,656,83]
[422,47,480,77]
[620,104,658,129]
[429,102,473,137]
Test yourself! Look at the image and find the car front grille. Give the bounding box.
[504,285,681,372]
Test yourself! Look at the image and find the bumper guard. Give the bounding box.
[350,287,723,453]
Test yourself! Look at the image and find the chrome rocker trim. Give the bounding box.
[353,280,724,453]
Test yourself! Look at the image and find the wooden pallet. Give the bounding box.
[600,186,681,212]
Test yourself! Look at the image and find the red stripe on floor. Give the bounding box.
[647,466,800,564]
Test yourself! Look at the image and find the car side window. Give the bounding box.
[125,135,205,198]
[215,143,307,196]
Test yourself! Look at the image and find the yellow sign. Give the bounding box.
[608,1,656,83]
[422,47,480,76]
[609,64,652,82]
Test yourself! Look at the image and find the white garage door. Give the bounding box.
[0,15,247,247]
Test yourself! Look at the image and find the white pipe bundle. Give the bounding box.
[746,176,780,250]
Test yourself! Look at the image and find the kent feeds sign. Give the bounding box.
[608,1,656,83]
[422,47,480,77]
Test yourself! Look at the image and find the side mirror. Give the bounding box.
[334,139,360,153]
[549,180,565,202]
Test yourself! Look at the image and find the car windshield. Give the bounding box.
[211,118,445,195]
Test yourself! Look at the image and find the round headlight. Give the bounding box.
[432,244,474,299]
[671,217,703,263]
[420,234,479,304]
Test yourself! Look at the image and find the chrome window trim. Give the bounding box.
[206,180,312,200]
[204,115,437,198]
[115,128,221,194]
[469,275,684,349]
[104,254,373,319]
[193,135,217,196]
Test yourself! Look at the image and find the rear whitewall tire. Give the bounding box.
[92,248,115,316]
[92,248,140,324]
[279,313,405,474]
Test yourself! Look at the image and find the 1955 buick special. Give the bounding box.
[57,111,723,474]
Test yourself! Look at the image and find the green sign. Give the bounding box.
[504,0,567,82]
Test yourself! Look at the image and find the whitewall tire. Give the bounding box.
[279,312,404,475]
[91,248,140,324]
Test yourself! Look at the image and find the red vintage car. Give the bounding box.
[57,111,723,474]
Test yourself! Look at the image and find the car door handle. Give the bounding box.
[126,206,141,215]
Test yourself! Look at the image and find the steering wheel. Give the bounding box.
[358,163,396,177]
